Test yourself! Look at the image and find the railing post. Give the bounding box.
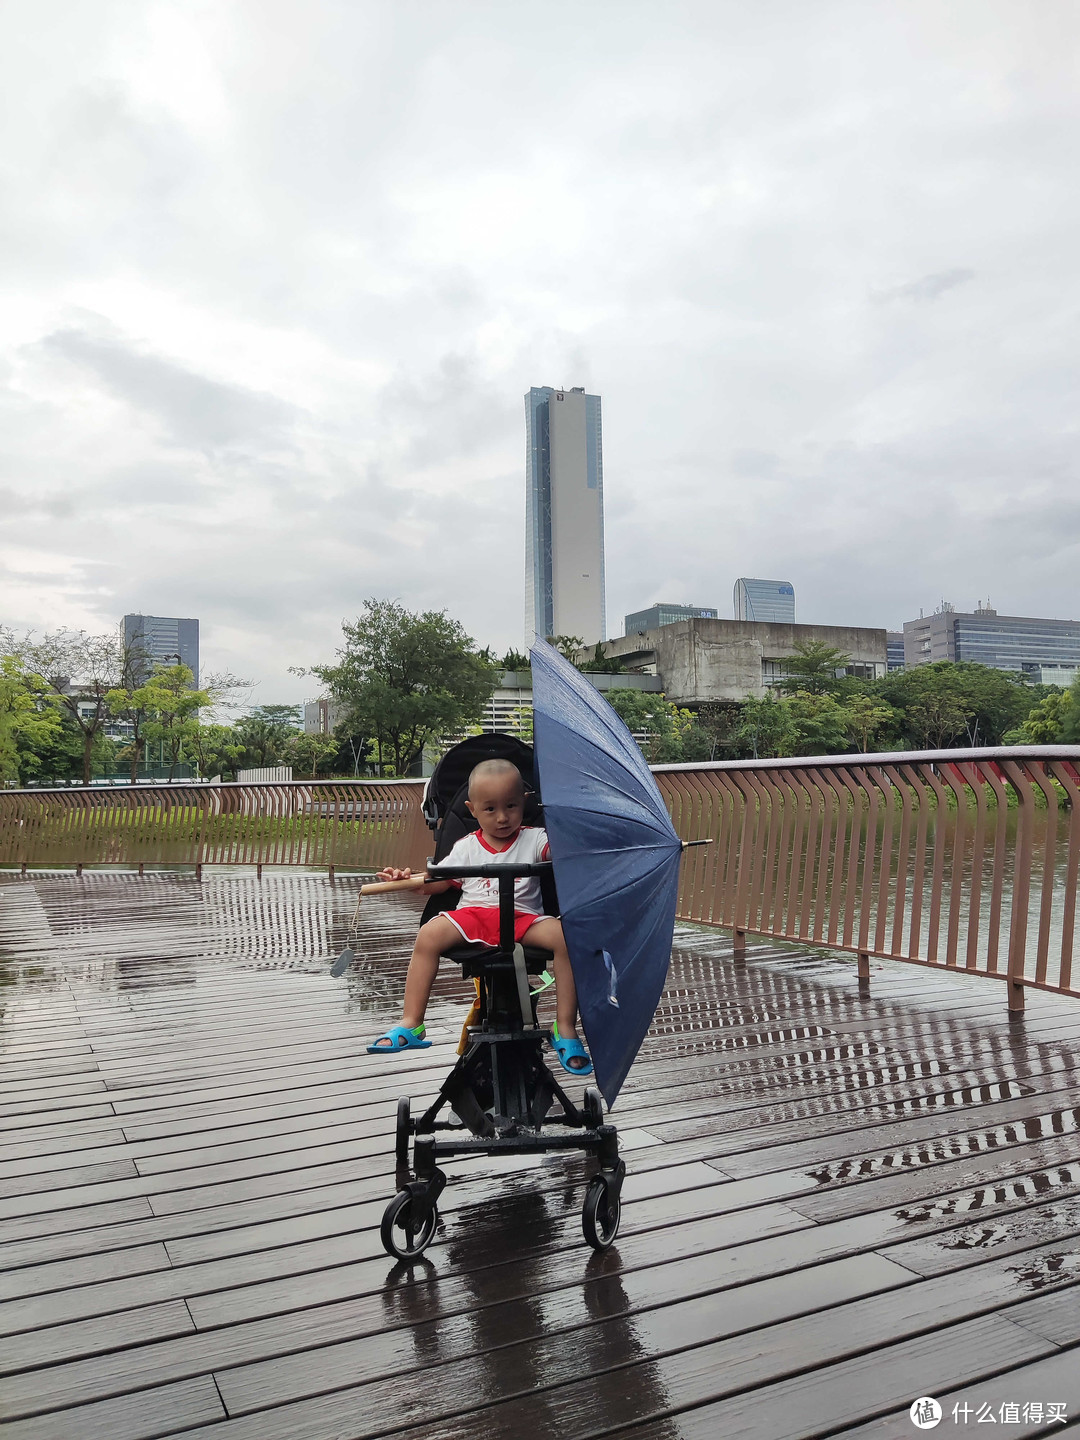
[733,927,746,962]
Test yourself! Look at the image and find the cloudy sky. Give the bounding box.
[2,1,1078,703]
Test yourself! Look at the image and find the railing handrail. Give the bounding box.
[654,744,1080,774]
[0,776,428,797]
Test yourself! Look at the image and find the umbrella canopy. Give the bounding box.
[530,638,683,1105]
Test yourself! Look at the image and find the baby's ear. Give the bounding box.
[464,798,476,816]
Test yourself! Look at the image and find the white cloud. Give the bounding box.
[2,0,1079,700]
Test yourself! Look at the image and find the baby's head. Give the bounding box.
[466,759,526,844]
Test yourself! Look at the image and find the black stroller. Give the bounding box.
[379,733,625,1260]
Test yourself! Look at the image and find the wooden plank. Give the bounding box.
[0,1374,225,1440]
[0,1299,194,1376]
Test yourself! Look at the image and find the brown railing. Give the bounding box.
[4,746,1079,1010]
[656,747,1080,1012]
[0,780,430,876]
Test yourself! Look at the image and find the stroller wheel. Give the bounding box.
[381,1189,438,1260]
[582,1086,603,1129]
[395,1097,411,1165]
[582,1175,621,1250]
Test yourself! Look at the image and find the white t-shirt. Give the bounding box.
[438,826,551,915]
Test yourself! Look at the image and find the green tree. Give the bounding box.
[0,655,64,786]
[4,628,123,784]
[547,635,585,663]
[735,693,794,759]
[311,600,498,776]
[603,689,700,763]
[1060,674,1080,743]
[500,649,531,672]
[286,730,340,778]
[842,693,898,753]
[182,723,245,781]
[693,700,743,761]
[782,692,852,756]
[579,642,626,674]
[1002,688,1074,744]
[779,640,851,696]
[139,665,211,779]
[879,662,1034,747]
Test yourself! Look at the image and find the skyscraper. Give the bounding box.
[733,578,796,624]
[122,614,200,686]
[525,386,606,644]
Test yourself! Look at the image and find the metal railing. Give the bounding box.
[656,747,1080,1011]
[0,779,430,876]
[3,746,1078,1010]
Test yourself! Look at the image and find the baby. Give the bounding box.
[367,758,592,1074]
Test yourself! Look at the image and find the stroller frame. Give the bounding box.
[380,858,624,1260]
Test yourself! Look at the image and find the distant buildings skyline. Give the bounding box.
[902,602,1080,680]
[624,602,718,635]
[733,578,796,625]
[122,613,200,687]
[525,385,605,646]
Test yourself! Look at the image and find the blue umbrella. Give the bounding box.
[530,638,684,1106]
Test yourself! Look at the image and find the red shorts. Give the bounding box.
[445,906,543,947]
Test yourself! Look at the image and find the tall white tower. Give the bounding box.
[525,386,606,644]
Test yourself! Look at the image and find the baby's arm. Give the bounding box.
[375,865,453,893]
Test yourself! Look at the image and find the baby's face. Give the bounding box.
[466,774,525,844]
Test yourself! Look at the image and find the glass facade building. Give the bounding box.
[624,603,718,634]
[525,386,605,643]
[903,606,1080,675]
[123,614,200,686]
[733,578,796,624]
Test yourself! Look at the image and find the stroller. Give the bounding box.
[379,733,625,1260]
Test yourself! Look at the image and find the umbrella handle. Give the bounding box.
[359,876,437,894]
[681,838,714,849]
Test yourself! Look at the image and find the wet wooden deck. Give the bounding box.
[2,870,1080,1440]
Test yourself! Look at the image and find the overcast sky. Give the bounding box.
[2,1,1078,703]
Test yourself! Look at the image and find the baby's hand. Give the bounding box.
[376,866,412,882]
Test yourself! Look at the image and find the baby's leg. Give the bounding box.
[525,917,581,1044]
[376,915,461,1042]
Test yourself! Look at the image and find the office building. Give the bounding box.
[903,603,1080,676]
[734,578,796,624]
[624,603,718,635]
[525,386,605,644]
[886,632,906,672]
[122,614,199,686]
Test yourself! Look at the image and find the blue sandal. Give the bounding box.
[367,1023,431,1054]
[551,1022,593,1076]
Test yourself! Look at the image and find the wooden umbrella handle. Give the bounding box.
[359,875,436,894]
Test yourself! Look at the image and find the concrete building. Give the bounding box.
[903,603,1080,676]
[525,386,605,644]
[123,614,199,687]
[733,578,796,624]
[303,698,346,735]
[589,618,887,705]
[624,603,718,634]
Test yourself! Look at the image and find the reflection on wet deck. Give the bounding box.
[2,869,1080,1439]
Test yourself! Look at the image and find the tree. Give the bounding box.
[579,642,626,674]
[1002,688,1074,745]
[500,649,531,672]
[878,662,1034,747]
[1059,674,1080,743]
[182,723,245,781]
[735,694,794,759]
[782,692,853,756]
[4,628,123,784]
[0,655,63,786]
[311,600,498,776]
[139,665,211,779]
[233,707,300,770]
[286,730,340,778]
[779,640,851,696]
[842,693,897,753]
[548,635,585,662]
[693,701,744,761]
[603,689,701,763]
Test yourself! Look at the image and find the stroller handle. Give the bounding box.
[427,860,553,880]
